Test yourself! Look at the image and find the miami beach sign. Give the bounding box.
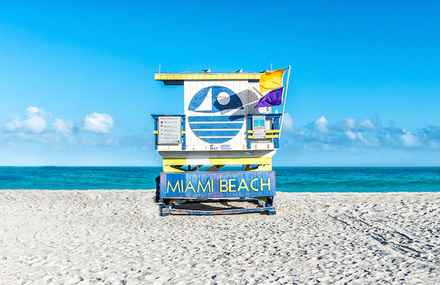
[160,171,276,199]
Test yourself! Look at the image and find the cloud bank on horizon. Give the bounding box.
[2,107,439,162]
[1,106,148,149]
[282,114,440,152]
[4,106,113,135]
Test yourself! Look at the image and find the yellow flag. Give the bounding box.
[259,68,287,93]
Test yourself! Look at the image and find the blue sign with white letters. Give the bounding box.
[159,171,276,199]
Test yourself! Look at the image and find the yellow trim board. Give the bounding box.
[155,130,184,135]
[248,130,280,134]
[209,157,271,165]
[248,135,278,139]
[163,157,272,166]
[163,165,185,172]
[163,158,187,166]
[155,73,261,81]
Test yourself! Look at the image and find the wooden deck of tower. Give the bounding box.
[153,69,290,215]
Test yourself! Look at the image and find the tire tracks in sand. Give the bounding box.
[329,213,440,269]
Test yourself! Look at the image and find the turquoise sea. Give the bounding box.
[0,167,439,192]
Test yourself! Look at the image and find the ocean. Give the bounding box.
[1,167,439,192]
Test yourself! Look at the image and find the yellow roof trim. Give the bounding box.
[155,73,262,85]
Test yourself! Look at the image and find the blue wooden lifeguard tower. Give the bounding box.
[153,68,290,215]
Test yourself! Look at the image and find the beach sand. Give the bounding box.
[1,190,440,284]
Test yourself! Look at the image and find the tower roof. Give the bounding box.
[154,72,262,85]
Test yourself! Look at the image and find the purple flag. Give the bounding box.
[254,87,283,108]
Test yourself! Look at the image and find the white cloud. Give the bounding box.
[285,116,438,151]
[4,106,49,134]
[26,106,41,116]
[342,118,376,131]
[399,130,421,147]
[2,107,123,149]
[83,112,114,134]
[23,116,46,134]
[344,129,378,146]
[4,115,21,132]
[345,130,357,140]
[359,119,375,130]
[315,116,329,133]
[52,118,73,134]
[282,113,295,132]
[344,118,356,129]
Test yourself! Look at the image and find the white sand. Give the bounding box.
[1,190,440,284]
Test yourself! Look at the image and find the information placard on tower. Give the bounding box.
[158,116,181,145]
[253,115,266,139]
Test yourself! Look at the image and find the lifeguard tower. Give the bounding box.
[153,67,290,215]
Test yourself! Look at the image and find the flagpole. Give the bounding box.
[279,65,291,139]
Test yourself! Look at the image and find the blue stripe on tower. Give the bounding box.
[190,123,243,130]
[196,137,232,144]
[193,130,240,137]
[188,115,244,144]
[188,115,244,122]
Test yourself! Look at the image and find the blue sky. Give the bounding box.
[1,0,439,166]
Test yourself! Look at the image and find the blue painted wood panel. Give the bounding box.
[159,171,276,199]
[188,115,245,144]
[189,123,243,129]
[188,116,244,122]
[192,130,239,136]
